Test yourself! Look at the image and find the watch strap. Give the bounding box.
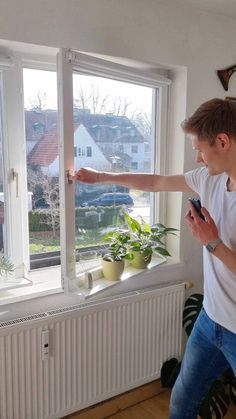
[206,237,222,253]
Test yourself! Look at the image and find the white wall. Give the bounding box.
[1,0,236,294]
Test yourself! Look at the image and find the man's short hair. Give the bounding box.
[182,98,236,144]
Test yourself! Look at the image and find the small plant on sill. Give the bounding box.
[0,252,14,279]
[124,212,178,269]
[102,229,132,262]
[102,229,133,281]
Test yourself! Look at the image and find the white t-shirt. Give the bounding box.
[185,167,236,333]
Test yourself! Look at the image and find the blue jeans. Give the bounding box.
[169,308,236,419]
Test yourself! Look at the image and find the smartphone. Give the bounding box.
[189,198,205,220]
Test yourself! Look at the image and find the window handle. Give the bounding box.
[66,170,74,184]
[11,168,19,197]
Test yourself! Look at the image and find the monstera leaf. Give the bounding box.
[183,293,203,336]
[222,367,236,406]
[199,380,230,419]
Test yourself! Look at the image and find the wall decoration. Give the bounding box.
[217,64,236,91]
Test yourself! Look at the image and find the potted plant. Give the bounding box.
[0,252,14,280]
[124,212,178,269]
[102,229,133,281]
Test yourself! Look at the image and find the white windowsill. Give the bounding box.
[0,257,183,306]
[80,256,167,298]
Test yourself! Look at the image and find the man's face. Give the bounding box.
[191,136,225,175]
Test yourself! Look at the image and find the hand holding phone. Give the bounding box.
[189,198,205,220]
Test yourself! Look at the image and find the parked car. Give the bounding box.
[82,193,134,207]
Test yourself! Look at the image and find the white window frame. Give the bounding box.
[57,48,171,294]
[0,50,57,292]
[0,54,30,285]
[0,45,172,299]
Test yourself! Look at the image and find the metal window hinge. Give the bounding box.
[65,49,78,64]
[11,168,19,197]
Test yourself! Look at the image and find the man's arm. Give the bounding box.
[75,167,192,193]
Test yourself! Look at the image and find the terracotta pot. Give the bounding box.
[131,251,152,269]
[102,259,125,281]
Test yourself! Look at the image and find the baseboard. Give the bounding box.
[64,379,166,419]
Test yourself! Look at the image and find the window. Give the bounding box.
[58,49,170,293]
[131,162,138,170]
[23,68,59,271]
[131,145,138,153]
[78,147,85,156]
[0,45,170,296]
[0,75,6,255]
[86,146,92,157]
[119,144,124,153]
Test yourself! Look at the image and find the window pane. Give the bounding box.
[73,73,156,265]
[23,69,59,269]
[0,75,5,254]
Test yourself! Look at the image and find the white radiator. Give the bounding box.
[0,283,185,419]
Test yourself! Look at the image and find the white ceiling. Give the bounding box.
[165,0,236,19]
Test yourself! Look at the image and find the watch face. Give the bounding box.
[206,244,213,253]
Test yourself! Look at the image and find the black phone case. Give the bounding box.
[189,198,205,220]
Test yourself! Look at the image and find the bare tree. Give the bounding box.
[29,91,47,111]
[28,165,59,238]
[73,84,133,116]
[108,96,131,116]
[74,84,109,114]
[130,110,152,139]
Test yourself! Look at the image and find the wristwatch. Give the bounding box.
[206,237,222,253]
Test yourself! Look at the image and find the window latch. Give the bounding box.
[66,170,74,184]
[11,168,19,197]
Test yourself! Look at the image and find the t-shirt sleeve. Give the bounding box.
[184,167,208,195]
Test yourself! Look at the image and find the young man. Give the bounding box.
[76,98,236,419]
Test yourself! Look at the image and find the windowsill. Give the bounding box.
[0,276,31,292]
[0,256,183,306]
[80,256,167,298]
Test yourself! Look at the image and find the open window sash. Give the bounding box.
[57,49,84,298]
[57,48,170,297]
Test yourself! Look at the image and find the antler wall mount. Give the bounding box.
[217,64,236,91]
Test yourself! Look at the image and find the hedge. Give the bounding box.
[29,206,126,232]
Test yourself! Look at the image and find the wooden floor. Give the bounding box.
[65,384,236,419]
[108,390,236,419]
[108,390,171,419]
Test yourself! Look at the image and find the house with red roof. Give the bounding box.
[25,109,147,173]
[28,123,111,176]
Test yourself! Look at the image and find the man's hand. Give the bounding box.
[75,167,100,184]
[185,202,218,245]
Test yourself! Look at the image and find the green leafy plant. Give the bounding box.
[161,293,236,418]
[124,212,178,261]
[102,229,133,262]
[0,253,14,277]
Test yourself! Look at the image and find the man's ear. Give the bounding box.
[216,133,231,150]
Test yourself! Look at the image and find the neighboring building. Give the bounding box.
[25,109,58,154]
[28,124,111,176]
[73,110,146,171]
[25,110,147,171]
